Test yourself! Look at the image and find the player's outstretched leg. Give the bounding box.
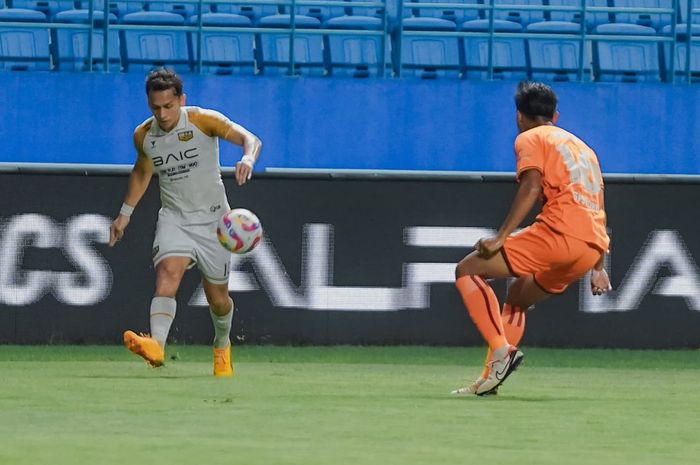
[123,330,165,367]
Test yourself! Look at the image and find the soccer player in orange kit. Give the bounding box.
[453,81,612,396]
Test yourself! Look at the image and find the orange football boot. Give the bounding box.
[123,330,165,367]
[213,346,233,377]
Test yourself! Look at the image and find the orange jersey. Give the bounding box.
[514,125,609,253]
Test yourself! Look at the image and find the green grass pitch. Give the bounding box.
[0,345,697,465]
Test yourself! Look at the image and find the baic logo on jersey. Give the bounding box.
[177,130,193,142]
[152,147,199,167]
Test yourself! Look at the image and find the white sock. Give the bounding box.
[150,296,176,348]
[210,298,234,349]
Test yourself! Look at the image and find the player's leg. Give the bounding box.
[202,278,235,377]
[124,257,191,366]
[454,251,523,395]
[194,219,235,376]
[475,276,550,382]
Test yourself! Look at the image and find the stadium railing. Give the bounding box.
[0,0,698,82]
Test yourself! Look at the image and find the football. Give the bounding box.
[216,208,263,254]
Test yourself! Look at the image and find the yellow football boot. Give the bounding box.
[213,345,233,377]
[123,330,165,367]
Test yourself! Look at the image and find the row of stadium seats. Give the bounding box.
[0,3,698,80]
[3,0,699,30]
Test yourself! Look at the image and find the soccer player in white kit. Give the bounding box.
[108,69,262,376]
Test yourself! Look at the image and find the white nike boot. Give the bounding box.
[475,346,524,396]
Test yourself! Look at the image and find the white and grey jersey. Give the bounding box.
[141,106,230,224]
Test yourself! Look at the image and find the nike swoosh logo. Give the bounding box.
[494,354,513,380]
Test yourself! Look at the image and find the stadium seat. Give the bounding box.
[462,18,527,80]
[211,0,280,22]
[146,0,209,18]
[0,8,51,71]
[414,0,481,25]
[189,13,255,75]
[491,0,545,27]
[52,9,121,71]
[257,15,327,75]
[76,0,145,18]
[400,16,461,78]
[611,0,675,31]
[592,22,662,81]
[326,15,388,77]
[661,23,700,82]
[120,11,192,73]
[547,0,611,30]
[8,0,75,17]
[526,20,590,81]
[344,0,388,21]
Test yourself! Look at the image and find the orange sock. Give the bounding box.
[480,303,527,378]
[455,275,507,351]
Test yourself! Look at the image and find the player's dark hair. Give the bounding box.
[514,81,557,121]
[145,68,183,96]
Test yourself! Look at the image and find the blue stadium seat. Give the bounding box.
[462,18,527,80]
[415,0,481,25]
[592,22,661,81]
[526,20,589,81]
[121,11,192,73]
[400,16,461,78]
[326,15,387,77]
[612,0,674,31]
[76,0,145,18]
[189,13,255,74]
[344,0,387,22]
[491,0,545,26]
[146,0,209,18]
[547,0,611,30]
[211,0,279,22]
[257,15,326,75]
[661,23,700,81]
[8,0,75,17]
[0,8,51,71]
[52,9,121,71]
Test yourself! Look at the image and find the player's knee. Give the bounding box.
[208,294,232,314]
[455,258,476,280]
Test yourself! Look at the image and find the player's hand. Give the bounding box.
[475,236,504,259]
[235,161,253,186]
[590,268,612,296]
[109,215,130,247]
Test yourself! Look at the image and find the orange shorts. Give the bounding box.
[501,221,601,294]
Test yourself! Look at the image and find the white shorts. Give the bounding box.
[152,216,230,285]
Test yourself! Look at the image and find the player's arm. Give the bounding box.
[476,169,543,258]
[590,187,612,295]
[192,108,262,186]
[109,131,154,247]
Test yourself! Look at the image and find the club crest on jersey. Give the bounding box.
[178,130,194,142]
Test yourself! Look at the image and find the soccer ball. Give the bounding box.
[216,208,263,254]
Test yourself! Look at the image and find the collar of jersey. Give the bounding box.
[150,108,187,136]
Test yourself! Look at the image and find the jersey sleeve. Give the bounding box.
[188,107,236,139]
[514,131,545,181]
[132,121,150,160]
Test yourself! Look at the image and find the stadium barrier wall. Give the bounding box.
[2,73,700,174]
[1,171,699,348]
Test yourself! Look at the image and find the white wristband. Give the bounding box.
[240,155,255,169]
[120,203,134,217]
